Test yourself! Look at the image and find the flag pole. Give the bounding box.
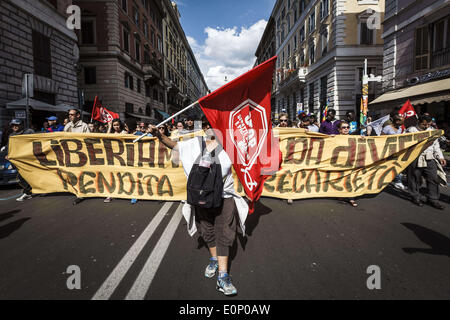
[133,100,199,143]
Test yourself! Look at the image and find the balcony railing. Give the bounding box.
[431,47,450,69]
[278,67,309,89]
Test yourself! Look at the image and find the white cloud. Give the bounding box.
[188,19,267,92]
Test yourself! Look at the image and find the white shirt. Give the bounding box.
[178,137,234,198]
[406,126,444,160]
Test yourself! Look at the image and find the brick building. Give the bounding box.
[74,0,165,123]
[0,0,79,129]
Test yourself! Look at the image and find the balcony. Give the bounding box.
[431,48,450,69]
[278,67,309,91]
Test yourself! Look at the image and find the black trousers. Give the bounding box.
[195,198,237,257]
[407,159,439,201]
[18,174,32,195]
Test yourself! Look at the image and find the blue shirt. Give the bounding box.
[349,121,357,134]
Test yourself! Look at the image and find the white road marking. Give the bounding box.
[92,202,174,300]
[125,202,183,300]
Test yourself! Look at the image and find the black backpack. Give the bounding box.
[186,137,224,208]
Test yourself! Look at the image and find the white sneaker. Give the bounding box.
[393,182,406,190]
[16,194,32,202]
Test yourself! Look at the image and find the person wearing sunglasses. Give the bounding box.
[277,113,290,128]
[337,121,358,208]
[64,109,90,133]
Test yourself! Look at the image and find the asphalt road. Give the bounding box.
[0,182,449,300]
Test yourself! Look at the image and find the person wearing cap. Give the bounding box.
[5,119,35,201]
[46,116,64,132]
[64,109,90,133]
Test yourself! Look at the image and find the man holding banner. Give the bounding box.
[406,114,447,210]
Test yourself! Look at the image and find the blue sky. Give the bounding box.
[175,0,274,90]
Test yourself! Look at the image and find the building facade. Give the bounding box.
[370,0,450,125]
[256,0,385,123]
[74,0,166,123]
[0,0,79,129]
[186,46,208,106]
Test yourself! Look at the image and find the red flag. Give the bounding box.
[198,56,281,213]
[399,100,417,119]
[91,96,119,123]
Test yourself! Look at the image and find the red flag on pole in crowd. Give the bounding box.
[399,99,417,119]
[198,56,281,213]
[399,99,418,130]
[91,96,119,123]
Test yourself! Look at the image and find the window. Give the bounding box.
[309,43,315,64]
[431,18,450,68]
[360,21,374,45]
[300,25,305,43]
[145,83,151,97]
[320,0,329,20]
[81,20,95,44]
[153,89,158,100]
[309,82,315,113]
[125,103,134,113]
[137,78,141,93]
[144,49,150,64]
[321,30,328,55]
[143,21,148,38]
[300,51,305,66]
[294,35,297,50]
[133,7,139,26]
[84,67,96,84]
[151,27,156,47]
[124,72,134,90]
[123,27,130,52]
[121,0,127,12]
[158,36,163,53]
[135,39,140,62]
[415,26,429,71]
[32,30,52,78]
[309,11,316,33]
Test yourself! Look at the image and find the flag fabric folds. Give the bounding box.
[399,99,417,119]
[198,56,281,213]
[91,96,119,123]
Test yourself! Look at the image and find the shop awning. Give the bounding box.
[370,78,450,105]
[125,112,154,121]
[6,98,72,112]
[156,109,171,119]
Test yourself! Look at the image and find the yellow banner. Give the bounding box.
[8,128,442,200]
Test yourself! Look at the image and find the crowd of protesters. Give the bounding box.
[0,106,448,297]
[1,107,448,210]
[274,108,448,210]
[0,109,206,203]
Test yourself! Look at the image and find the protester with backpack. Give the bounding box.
[149,124,248,296]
